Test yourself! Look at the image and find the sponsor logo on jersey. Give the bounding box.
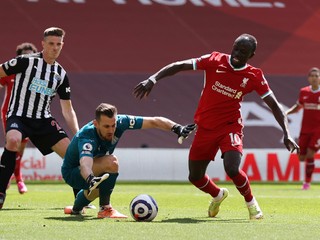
[212,81,237,98]
[212,81,244,99]
[128,115,136,128]
[234,91,243,99]
[29,77,54,96]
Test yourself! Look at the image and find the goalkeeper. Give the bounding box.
[62,102,195,219]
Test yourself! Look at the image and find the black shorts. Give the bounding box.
[6,116,69,155]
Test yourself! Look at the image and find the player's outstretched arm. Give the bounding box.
[285,103,302,115]
[263,93,300,153]
[141,116,196,144]
[133,60,193,100]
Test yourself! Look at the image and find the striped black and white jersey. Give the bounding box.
[1,52,71,119]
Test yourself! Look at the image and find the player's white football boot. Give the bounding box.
[247,197,263,220]
[208,188,229,217]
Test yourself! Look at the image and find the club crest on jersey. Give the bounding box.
[54,73,62,82]
[240,78,249,88]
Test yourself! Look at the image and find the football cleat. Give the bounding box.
[64,206,85,215]
[248,198,263,220]
[97,207,128,219]
[301,182,310,190]
[84,204,97,209]
[17,181,27,194]
[208,188,229,217]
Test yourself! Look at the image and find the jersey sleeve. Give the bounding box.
[253,69,272,99]
[117,114,143,131]
[0,76,10,87]
[297,88,304,106]
[57,74,71,100]
[1,56,29,76]
[78,138,96,159]
[192,52,219,71]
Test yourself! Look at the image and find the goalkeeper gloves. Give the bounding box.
[86,173,109,196]
[171,123,196,144]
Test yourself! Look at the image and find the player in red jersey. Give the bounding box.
[286,67,320,190]
[134,33,299,220]
[0,42,37,194]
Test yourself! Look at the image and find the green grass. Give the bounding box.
[0,182,319,240]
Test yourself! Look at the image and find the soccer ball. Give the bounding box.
[129,194,158,221]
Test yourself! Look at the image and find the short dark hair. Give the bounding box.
[16,42,37,56]
[308,67,320,76]
[43,27,65,38]
[95,103,118,120]
[237,33,257,53]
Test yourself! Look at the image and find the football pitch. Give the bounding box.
[0,182,319,240]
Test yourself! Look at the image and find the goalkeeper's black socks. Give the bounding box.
[73,188,80,198]
[99,173,119,206]
[73,189,91,211]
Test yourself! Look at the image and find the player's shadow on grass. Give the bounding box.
[45,216,93,222]
[0,208,35,211]
[161,217,248,224]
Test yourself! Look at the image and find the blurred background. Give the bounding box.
[1,0,319,148]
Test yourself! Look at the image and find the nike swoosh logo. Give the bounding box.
[216,69,226,73]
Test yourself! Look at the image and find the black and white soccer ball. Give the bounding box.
[129,194,158,222]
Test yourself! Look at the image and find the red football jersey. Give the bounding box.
[0,75,14,121]
[298,86,320,134]
[193,51,272,130]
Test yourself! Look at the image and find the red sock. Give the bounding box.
[14,153,23,183]
[231,169,253,202]
[189,174,220,198]
[305,158,315,183]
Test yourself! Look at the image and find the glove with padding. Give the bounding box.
[86,173,109,196]
[171,123,197,144]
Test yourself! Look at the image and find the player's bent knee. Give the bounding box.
[5,136,22,151]
[93,155,119,174]
[107,157,119,172]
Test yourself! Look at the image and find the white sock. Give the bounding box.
[214,189,224,201]
[246,197,256,207]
